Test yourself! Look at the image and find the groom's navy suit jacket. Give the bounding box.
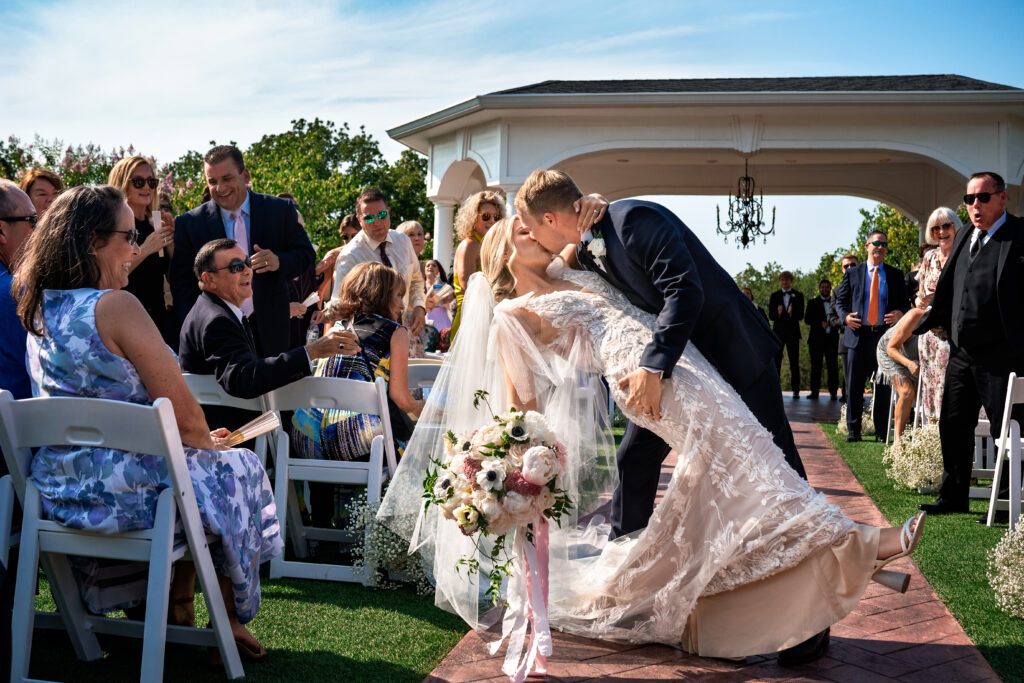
[576,199,781,393]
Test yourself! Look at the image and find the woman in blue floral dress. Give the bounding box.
[14,185,282,660]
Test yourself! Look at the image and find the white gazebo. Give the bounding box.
[387,75,1024,268]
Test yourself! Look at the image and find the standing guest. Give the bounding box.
[276,193,318,349]
[741,286,768,320]
[108,156,177,345]
[828,254,859,402]
[171,145,315,357]
[836,233,910,442]
[0,181,36,399]
[917,173,1024,518]
[178,239,358,432]
[397,220,427,257]
[916,208,960,423]
[423,258,455,333]
[329,189,427,345]
[18,169,63,217]
[450,191,506,340]
[805,279,839,400]
[768,271,805,399]
[877,308,925,443]
[15,186,282,658]
[339,213,361,244]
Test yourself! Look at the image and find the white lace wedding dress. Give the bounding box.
[491,270,879,656]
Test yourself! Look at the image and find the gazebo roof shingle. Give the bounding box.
[491,75,1019,96]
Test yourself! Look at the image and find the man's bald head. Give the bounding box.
[0,180,37,269]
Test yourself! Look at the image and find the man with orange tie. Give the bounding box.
[835,230,910,441]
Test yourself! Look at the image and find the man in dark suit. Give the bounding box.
[805,279,839,400]
[827,255,859,403]
[768,271,805,399]
[917,171,1024,517]
[179,239,358,432]
[172,145,316,357]
[835,232,910,442]
[517,169,822,664]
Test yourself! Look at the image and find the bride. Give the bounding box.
[379,215,924,659]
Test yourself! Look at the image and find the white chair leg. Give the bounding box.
[193,538,244,680]
[0,476,14,569]
[271,451,291,579]
[139,491,175,682]
[10,488,41,683]
[1010,422,1021,530]
[988,446,1006,527]
[886,386,896,445]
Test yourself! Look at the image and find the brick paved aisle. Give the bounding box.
[426,407,1000,682]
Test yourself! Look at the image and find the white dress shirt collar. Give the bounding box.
[218,192,251,224]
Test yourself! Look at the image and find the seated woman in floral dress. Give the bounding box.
[14,186,281,661]
[290,262,424,526]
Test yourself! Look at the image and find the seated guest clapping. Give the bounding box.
[14,186,281,658]
[179,238,360,432]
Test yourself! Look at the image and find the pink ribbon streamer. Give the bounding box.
[489,518,553,682]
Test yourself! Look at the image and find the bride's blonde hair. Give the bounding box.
[480,216,518,302]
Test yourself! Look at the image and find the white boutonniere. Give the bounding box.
[588,237,606,258]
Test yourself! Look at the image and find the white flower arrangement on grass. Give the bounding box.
[343,487,432,594]
[882,423,944,491]
[422,391,571,605]
[987,516,1024,619]
[836,397,876,436]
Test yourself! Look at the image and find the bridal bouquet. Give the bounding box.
[422,391,572,602]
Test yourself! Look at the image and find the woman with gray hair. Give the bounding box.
[916,206,962,422]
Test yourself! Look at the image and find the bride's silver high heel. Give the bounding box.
[872,512,926,593]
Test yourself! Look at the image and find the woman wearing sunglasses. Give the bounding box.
[915,207,962,423]
[450,191,506,341]
[108,155,177,344]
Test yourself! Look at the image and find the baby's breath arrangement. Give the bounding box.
[342,486,432,594]
[987,516,1024,618]
[836,397,876,436]
[882,423,944,490]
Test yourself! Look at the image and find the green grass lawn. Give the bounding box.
[30,575,466,682]
[820,422,1024,682]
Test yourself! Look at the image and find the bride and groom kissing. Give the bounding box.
[382,168,926,666]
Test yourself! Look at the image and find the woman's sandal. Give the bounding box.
[872,511,926,593]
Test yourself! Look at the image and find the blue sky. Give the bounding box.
[2,0,1022,276]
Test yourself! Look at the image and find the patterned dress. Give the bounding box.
[26,288,283,623]
[917,248,951,422]
[290,313,401,461]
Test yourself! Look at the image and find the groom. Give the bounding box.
[516,170,824,664]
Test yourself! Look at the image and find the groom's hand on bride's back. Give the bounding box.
[618,368,663,420]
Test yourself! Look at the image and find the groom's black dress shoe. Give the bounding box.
[917,499,969,515]
[845,434,861,443]
[777,627,830,666]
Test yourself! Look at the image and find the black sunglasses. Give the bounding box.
[963,191,1003,205]
[842,262,856,270]
[479,212,500,222]
[930,223,954,233]
[0,214,39,226]
[362,209,388,223]
[105,228,139,246]
[868,240,888,248]
[209,257,252,274]
[129,177,160,190]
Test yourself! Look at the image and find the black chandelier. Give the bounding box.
[716,159,776,248]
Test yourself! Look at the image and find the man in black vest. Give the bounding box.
[805,279,839,400]
[768,271,805,399]
[917,172,1024,517]
[828,255,859,403]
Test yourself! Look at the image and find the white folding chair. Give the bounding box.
[265,376,395,583]
[0,474,16,570]
[912,372,925,430]
[970,419,997,501]
[406,362,441,397]
[182,373,272,467]
[885,383,897,445]
[0,390,244,682]
[986,373,1024,528]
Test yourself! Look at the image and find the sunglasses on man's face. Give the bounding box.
[0,214,39,226]
[842,262,856,270]
[362,209,388,223]
[210,257,252,274]
[963,191,1003,205]
[868,241,888,248]
[129,177,159,190]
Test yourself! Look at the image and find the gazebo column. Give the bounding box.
[431,199,456,270]
[500,184,521,216]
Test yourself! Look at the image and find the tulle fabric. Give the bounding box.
[377,273,618,630]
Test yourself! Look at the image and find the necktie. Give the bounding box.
[241,316,257,352]
[378,242,392,268]
[970,230,984,261]
[230,211,254,317]
[867,266,880,326]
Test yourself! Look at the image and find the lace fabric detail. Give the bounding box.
[497,269,854,644]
